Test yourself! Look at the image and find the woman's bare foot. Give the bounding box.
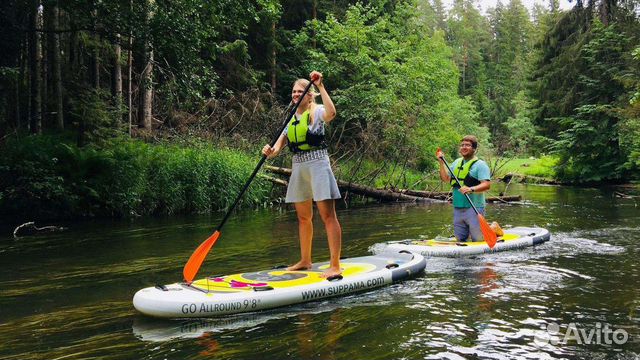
[320,266,342,278]
[286,261,312,271]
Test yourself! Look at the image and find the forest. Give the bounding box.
[0,0,639,221]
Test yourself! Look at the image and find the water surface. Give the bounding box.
[1,184,639,359]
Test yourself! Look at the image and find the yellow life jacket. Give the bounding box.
[450,157,481,188]
[286,110,326,153]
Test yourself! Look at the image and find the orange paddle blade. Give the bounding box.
[183,231,221,282]
[478,214,497,249]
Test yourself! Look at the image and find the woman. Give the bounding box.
[262,71,342,278]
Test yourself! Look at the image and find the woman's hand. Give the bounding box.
[262,144,275,159]
[309,70,337,122]
[310,71,323,87]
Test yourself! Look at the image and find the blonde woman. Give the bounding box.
[262,71,342,278]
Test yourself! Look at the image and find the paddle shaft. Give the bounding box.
[439,156,483,215]
[215,79,316,232]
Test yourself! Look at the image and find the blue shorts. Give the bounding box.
[453,207,485,242]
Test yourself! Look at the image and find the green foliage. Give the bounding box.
[94,0,285,112]
[335,157,433,190]
[488,155,558,179]
[632,47,640,105]
[440,0,541,155]
[0,136,269,222]
[446,0,491,97]
[503,91,550,156]
[619,115,640,170]
[551,105,622,182]
[0,136,70,220]
[483,0,535,150]
[501,156,558,178]
[291,1,488,171]
[620,46,640,170]
[534,15,640,183]
[67,88,126,145]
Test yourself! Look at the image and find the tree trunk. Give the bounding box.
[42,4,49,129]
[52,3,63,129]
[90,5,100,89]
[17,37,26,130]
[138,46,153,129]
[127,34,133,135]
[462,44,467,92]
[23,32,29,130]
[599,0,609,26]
[112,34,123,110]
[29,0,42,134]
[14,67,20,130]
[270,22,276,94]
[91,34,100,89]
[138,0,153,130]
[312,0,317,49]
[69,30,78,74]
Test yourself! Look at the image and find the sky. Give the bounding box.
[445,0,576,14]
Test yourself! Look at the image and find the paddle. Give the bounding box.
[438,149,497,249]
[182,76,318,283]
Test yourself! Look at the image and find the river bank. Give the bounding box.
[0,135,271,225]
[2,135,635,227]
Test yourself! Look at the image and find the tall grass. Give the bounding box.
[0,135,269,223]
[489,156,558,179]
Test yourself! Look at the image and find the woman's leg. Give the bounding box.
[316,199,342,277]
[288,199,314,271]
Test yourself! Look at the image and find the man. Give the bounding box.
[437,135,495,242]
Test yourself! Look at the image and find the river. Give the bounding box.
[0,184,639,359]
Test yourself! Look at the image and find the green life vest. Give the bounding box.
[286,110,326,153]
[450,157,481,188]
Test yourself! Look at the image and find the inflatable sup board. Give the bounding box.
[382,227,550,257]
[133,251,426,318]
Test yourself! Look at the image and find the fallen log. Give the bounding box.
[486,195,522,203]
[398,189,522,202]
[336,180,439,202]
[13,221,66,239]
[261,173,441,203]
[614,191,638,199]
[265,165,292,176]
[395,188,521,203]
[260,174,288,186]
[395,189,450,200]
[264,166,520,203]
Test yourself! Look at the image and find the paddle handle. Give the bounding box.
[215,78,316,231]
[438,154,482,216]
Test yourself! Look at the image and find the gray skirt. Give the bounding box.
[286,149,342,203]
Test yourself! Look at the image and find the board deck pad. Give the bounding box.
[191,261,380,293]
[405,233,521,247]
